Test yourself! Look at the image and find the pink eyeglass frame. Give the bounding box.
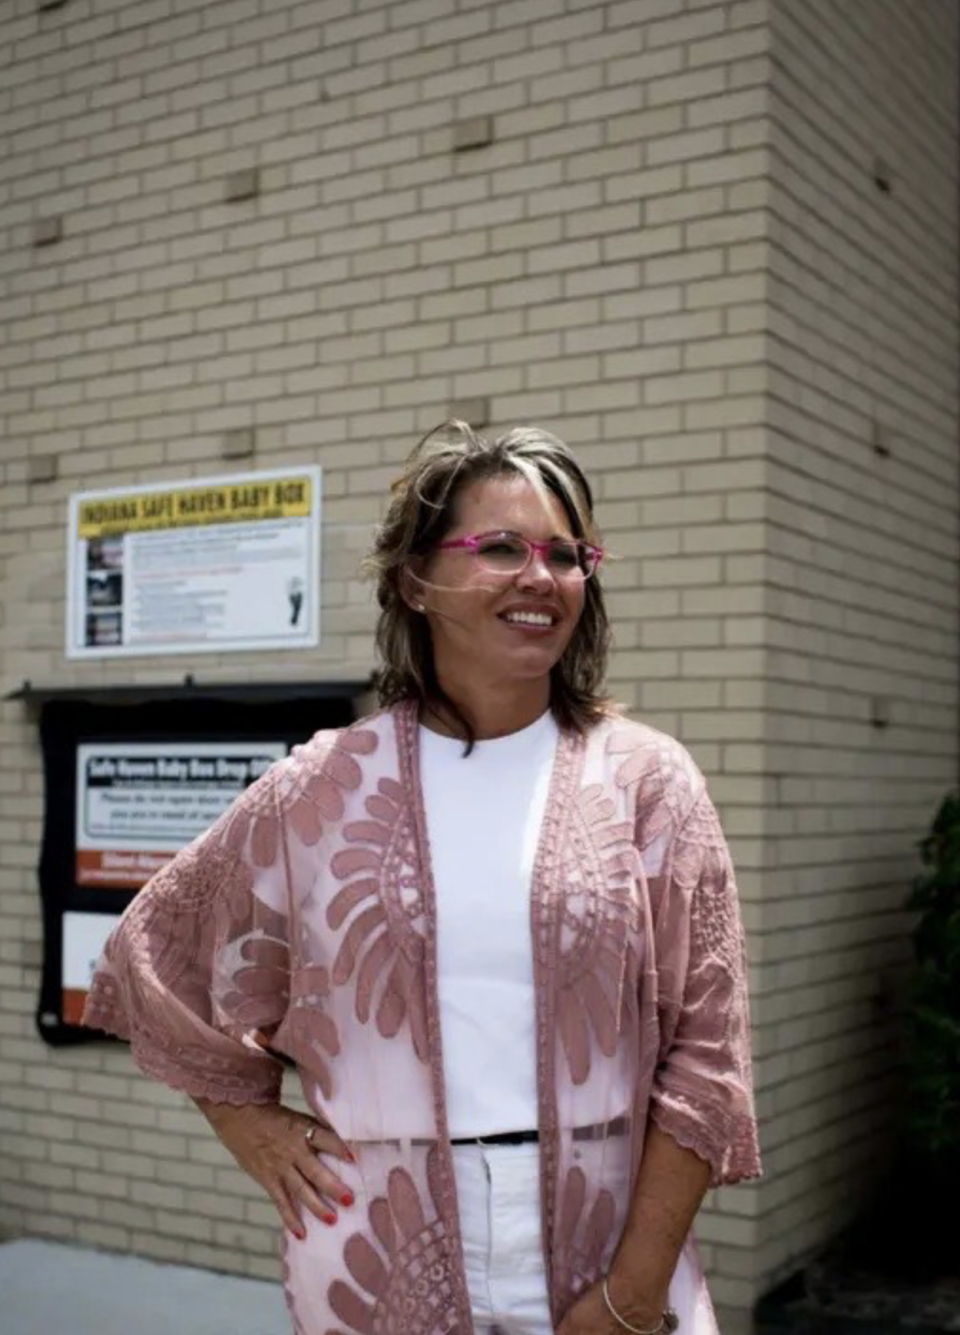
[434,531,605,578]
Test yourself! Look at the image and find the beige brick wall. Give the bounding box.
[754,0,960,1297]
[1,0,956,1326]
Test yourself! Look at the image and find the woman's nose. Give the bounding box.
[517,550,555,589]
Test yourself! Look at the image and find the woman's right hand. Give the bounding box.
[193,1098,355,1239]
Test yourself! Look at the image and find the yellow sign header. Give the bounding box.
[77,475,313,539]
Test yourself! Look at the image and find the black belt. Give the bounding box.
[451,1129,538,1147]
[451,1117,627,1147]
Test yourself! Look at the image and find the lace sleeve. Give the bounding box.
[649,790,761,1186]
[82,762,293,1106]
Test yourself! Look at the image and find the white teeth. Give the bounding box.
[505,611,553,627]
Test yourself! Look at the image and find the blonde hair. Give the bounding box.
[363,420,612,745]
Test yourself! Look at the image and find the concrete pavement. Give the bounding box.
[0,1239,289,1335]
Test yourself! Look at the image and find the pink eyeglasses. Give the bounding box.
[434,531,604,580]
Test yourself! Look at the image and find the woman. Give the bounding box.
[84,422,760,1335]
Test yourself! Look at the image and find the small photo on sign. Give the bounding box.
[86,569,122,609]
[87,535,124,572]
[85,611,122,647]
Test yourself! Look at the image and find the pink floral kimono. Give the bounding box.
[83,701,760,1335]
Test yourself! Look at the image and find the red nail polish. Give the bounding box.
[322,1211,337,1226]
[296,1228,306,1241]
[340,1191,353,1208]
[344,1149,357,1164]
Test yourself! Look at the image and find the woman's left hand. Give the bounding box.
[556,1279,666,1335]
[555,1281,614,1335]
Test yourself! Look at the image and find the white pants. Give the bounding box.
[451,1141,553,1335]
[450,1140,719,1335]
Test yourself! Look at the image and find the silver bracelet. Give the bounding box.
[601,1277,679,1335]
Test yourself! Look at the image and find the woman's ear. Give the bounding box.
[399,562,427,614]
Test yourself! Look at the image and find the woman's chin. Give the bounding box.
[492,648,563,681]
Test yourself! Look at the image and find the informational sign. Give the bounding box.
[66,467,321,658]
[75,741,287,890]
[34,686,362,1046]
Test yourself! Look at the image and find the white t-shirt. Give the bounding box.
[420,710,559,1138]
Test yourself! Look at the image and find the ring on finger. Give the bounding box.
[305,1124,318,1148]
